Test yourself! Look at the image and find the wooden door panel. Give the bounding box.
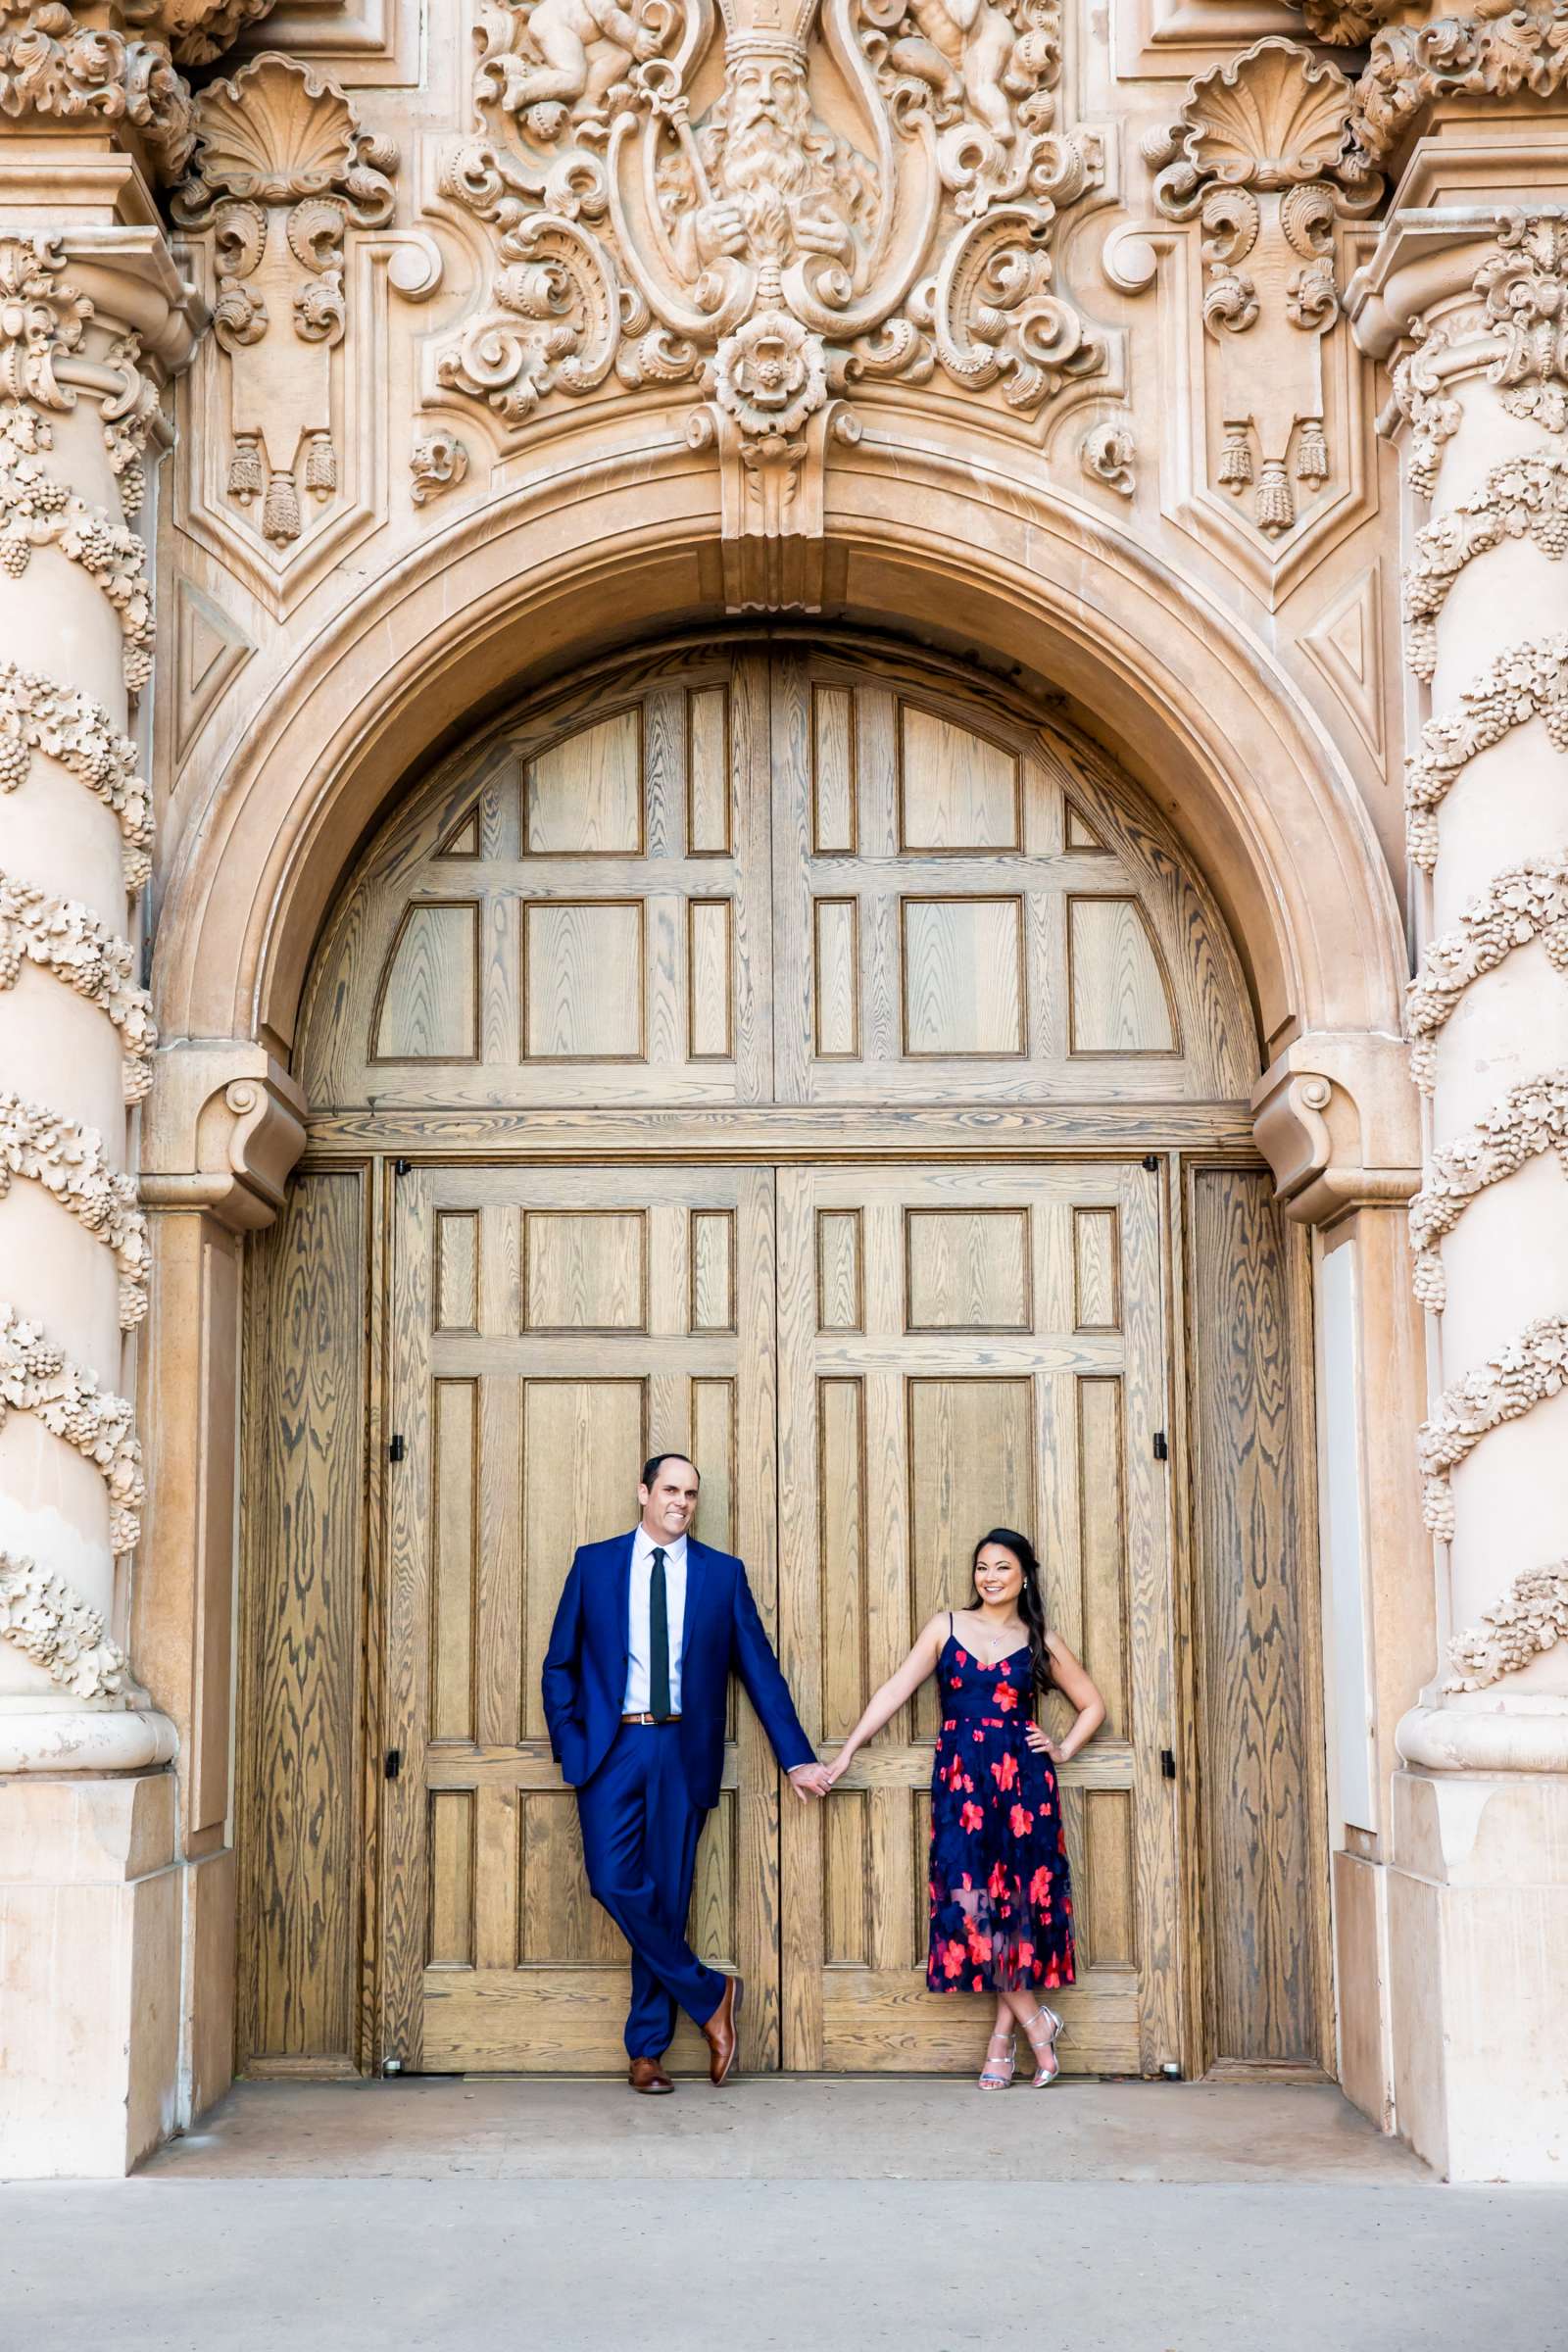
[767,647,1254,1107]
[383,1164,779,2075]
[779,1162,1180,2074]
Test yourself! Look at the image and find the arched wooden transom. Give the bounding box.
[298,641,1256,1111]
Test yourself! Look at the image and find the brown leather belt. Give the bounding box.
[621,1711,681,1726]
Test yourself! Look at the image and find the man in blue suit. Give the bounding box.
[542,1451,830,2092]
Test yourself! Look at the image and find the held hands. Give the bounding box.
[787,1760,834,1801]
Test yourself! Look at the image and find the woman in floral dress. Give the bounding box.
[824,1527,1105,2088]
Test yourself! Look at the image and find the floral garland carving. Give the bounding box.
[1392,217,1568,502]
[1405,860,1568,1093]
[0,403,155,689]
[0,1548,132,1699]
[1408,1073,1568,1309]
[1344,7,1568,185]
[0,1093,148,1328]
[1403,453,1568,684]
[1405,634,1568,872]
[0,662,153,895]
[0,5,196,182]
[1416,1316,1568,1539]
[0,871,157,1099]
[0,1304,144,1553]
[1445,1561,1568,1692]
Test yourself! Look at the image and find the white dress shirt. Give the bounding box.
[622,1527,688,1714]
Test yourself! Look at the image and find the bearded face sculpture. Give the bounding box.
[657,52,877,279]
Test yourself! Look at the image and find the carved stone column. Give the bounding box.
[0,3,235,2180]
[1347,74,1568,2174]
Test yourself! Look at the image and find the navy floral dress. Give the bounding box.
[927,1622,1075,1994]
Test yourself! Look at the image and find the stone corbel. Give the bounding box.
[1251,1032,1420,1226]
[139,1043,306,1232]
[687,398,858,617]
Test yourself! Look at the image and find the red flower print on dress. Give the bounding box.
[987,1860,1008,1900]
[1009,1803,1034,1837]
[995,1682,1019,1712]
[942,1937,965,1980]
[954,1650,968,1666]
[965,1922,993,1963]
[972,1729,985,1742]
[950,1677,963,1690]
[959,1800,984,1834]
[991,1751,1019,1792]
[1029,1865,1052,1906]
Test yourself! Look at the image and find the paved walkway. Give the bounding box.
[6,2080,1566,2352]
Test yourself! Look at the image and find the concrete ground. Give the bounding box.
[6,2079,1567,2352]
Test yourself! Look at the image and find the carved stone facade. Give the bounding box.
[0,0,1563,2192]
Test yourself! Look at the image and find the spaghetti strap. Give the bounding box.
[948,1609,955,1641]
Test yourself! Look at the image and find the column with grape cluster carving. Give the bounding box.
[1349,197,1568,2180]
[0,231,194,1772]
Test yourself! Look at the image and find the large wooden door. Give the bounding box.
[380,1162,782,2074]
[244,630,1327,2086]
[777,1161,1181,2073]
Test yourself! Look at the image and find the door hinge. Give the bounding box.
[1160,1747,1177,1782]
[389,1433,407,1463]
[384,1747,403,1782]
[1142,1152,1159,1173]
[393,1157,413,1177]
[1152,1430,1169,1461]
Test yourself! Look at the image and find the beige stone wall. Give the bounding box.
[0,0,1564,2178]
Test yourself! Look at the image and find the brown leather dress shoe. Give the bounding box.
[702,1975,744,2085]
[628,2057,674,2094]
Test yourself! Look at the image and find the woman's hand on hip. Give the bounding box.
[1025,1724,1063,1762]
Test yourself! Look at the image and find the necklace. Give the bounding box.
[959,1612,1027,1665]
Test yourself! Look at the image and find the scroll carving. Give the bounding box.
[411,428,469,505]
[1344,3,1568,186]
[434,0,1104,603]
[1147,39,1380,541]
[173,53,398,548]
[1081,416,1135,497]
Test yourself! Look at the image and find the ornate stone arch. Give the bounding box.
[147,446,1411,1195]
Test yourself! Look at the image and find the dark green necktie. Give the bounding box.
[649,1546,671,1719]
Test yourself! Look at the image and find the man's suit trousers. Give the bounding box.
[576,1721,727,2060]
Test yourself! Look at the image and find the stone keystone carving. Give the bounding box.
[437,0,1103,607]
[1148,39,1381,540]
[173,54,398,549]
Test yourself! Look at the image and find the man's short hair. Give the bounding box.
[641,1452,699,1491]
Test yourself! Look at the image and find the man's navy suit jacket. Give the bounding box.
[540,1531,814,1812]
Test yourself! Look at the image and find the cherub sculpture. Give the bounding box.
[889,0,1023,144]
[481,0,664,136]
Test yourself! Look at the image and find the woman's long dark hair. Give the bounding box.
[970,1527,1054,1705]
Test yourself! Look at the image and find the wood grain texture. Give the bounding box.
[777,1161,1182,2075]
[1187,1166,1326,2068]
[258,639,1301,2085]
[237,1168,367,2071]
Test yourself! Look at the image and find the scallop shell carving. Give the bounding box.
[1173,38,1355,190]
[177,54,360,210]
